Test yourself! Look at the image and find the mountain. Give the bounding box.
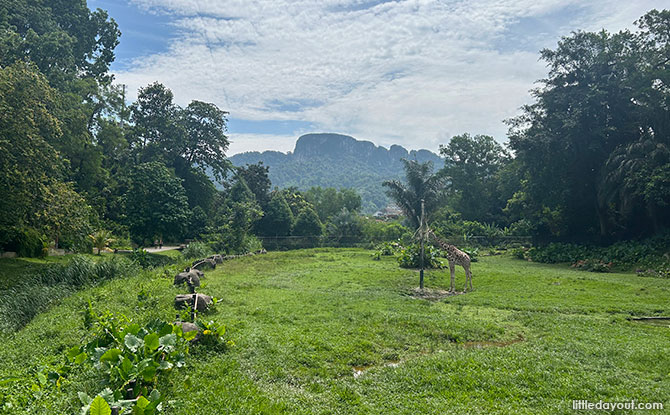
[230,133,443,212]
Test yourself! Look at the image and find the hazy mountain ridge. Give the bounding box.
[230,133,442,212]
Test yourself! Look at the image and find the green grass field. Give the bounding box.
[1,249,668,414]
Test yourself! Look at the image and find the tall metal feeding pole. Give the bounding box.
[419,199,425,290]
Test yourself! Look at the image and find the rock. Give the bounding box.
[174,270,200,292]
[176,321,199,333]
[193,258,216,270]
[175,270,200,285]
[174,294,212,312]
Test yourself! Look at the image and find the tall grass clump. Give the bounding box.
[0,256,137,331]
[181,241,214,259]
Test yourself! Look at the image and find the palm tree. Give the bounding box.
[383,159,444,229]
[89,230,114,255]
[598,135,670,233]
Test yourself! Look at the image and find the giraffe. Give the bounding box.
[427,230,473,292]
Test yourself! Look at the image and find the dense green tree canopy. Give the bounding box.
[508,9,670,239]
[440,134,509,224]
[236,162,272,208]
[125,162,190,245]
[257,193,293,237]
[304,187,362,222]
[0,0,120,86]
[293,207,323,237]
[130,82,230,179]
[0,62,63,233]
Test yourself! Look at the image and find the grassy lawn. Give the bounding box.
[0,248,668,414]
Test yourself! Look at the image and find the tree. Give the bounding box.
[237,162,271,208]
[40,181,92,250]
[440,133,510,223]
[293,207,323,237]
[304,187,362,222]
[0,62,63,233]
[507,9,670,239]
[382,160,444,229]
[256,192,293,236]
[181,100,231,180]
[129,83,231,179]
[326,208,362,241]
[208,178,262,253]
[0,0,120,86]
[129,82,183,161]
[125,162,190,245]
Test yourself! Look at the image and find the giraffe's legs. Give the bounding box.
[449,261,455,292]
[464,265,472,291]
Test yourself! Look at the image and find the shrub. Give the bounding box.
[130,249,178,268]
[510,247,529,260]
[69,308,194,414]
[461,246,479,262]
[522,231,670,271]
[505,219,533,236]
[181,241,214,259]
[361,219,408,243]
[377,241,401,256]
[371,241,402,260]
[397,244,443,269]
[526,243,589,263]
[0,226,47,257]
[572,259,612,272]
[240,234,264,254]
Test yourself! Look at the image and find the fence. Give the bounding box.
[256,235,533,251]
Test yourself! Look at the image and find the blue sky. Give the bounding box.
[91,0,667,155]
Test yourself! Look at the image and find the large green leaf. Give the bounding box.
[136,396,150,409]
[67,346,81,361]
[144,333,159,351]
[141,365,157,382]
[120,356,133,376]
[89,396,111,415]
[75,352,88,364]
[124,334,144,352]
[100,348,122,363]
[158,334,176,350]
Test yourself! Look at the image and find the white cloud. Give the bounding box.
[227,133,297,155]
[115,0,667,153]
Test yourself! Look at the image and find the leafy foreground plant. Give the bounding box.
[68,304,229,414]
[72,307,192,414]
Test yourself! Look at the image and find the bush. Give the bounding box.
[461,246,479,262]
[240,234,264,254]
[505,219,533,236]
[523,231,670,271]
[510,247,529,260]
[181,241,214,259]
[526,243,589,263]
[361,219,408,243]
[129,249,178,268]
[377,241,402,256]
[0,226,47,257]
[397,244,443,269]
[572,259,612,272]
